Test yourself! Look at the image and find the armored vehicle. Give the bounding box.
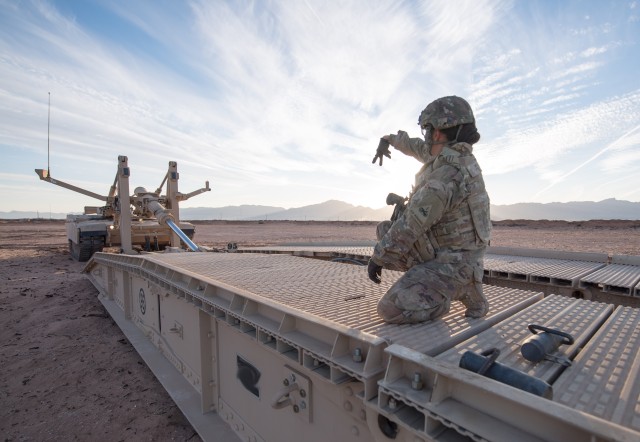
[36,155,209,261]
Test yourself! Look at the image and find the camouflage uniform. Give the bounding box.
[371,96,491,324]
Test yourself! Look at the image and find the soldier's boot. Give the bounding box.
[461,284,489,318]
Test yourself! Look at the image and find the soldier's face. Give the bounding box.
[421,124,432,141]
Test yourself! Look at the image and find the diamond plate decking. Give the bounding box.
[553,305,640,431]
[141,252,542,356]
[435,295,614,383]
[236,245,640,304]
[579,262,640,295]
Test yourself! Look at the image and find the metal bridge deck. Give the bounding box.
[236,245,640,305]
[87,250,640,441]
[553,305,640,432]
[579,255,640,295]
[142,252,541,356]
[436,295,614,382]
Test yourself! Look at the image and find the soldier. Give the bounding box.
[369,96,491,324]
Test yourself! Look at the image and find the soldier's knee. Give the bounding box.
[377,299,405,323]
[377,298,450,324]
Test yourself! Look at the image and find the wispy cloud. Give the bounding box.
[0,0,638,212]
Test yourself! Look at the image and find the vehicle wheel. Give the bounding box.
[77,240,93,262]
[69,240,81,261]
[91,241,104,256]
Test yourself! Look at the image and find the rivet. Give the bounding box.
[411,372,423,390]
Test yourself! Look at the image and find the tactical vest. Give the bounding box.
[423,144,491,251]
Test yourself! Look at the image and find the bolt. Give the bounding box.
[411,372,423,390]
[388,397,398,410]
[290,373,296,383]
[283,378,289,386]
[352,348,363,363]
[300,389,306,398]
[293,404,300,413]
[345,386,353,396]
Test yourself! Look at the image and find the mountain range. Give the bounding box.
[2,198,638,221]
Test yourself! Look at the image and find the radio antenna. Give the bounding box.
[47,92,51,176]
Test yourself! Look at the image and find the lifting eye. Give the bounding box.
[237,356,261,397]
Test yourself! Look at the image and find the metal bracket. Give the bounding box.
[273,365,311,423]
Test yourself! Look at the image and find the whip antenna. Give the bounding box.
[47,92,51,176]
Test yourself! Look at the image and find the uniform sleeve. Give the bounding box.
[388,131,430,163]
[372,166,457,266]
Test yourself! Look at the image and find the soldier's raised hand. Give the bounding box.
[372,138,391,166]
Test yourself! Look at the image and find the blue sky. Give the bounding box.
[1,0,639,214]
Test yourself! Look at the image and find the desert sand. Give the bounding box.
[1,219,638,441]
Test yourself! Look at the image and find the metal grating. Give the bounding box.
[143,253,541,354]
[579,263,640,295]
[237,245,374,259]
[435,295,614,383]
[484,255,571,281]
[528,260,607,287]
[233,246,616,292]
[553,306,640,431]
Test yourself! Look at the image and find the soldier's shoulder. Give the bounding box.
[436,146,463,168]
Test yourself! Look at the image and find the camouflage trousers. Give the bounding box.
[375,222,489,324]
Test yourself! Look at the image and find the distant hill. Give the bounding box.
[179,205,285,220]
[2,198,638,221]
[0,210,72,220]
[490,198,640,221]
[244,200,392,221]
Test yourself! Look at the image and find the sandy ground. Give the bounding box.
[1,219,639,441]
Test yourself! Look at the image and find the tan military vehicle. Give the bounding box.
[35,155,209,261]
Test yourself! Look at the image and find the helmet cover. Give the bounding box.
[418,96,475,130]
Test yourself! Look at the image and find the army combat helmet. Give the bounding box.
[418,96,475,131]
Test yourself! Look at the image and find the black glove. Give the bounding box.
[372,138,391,166]
[367,259,382,284]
